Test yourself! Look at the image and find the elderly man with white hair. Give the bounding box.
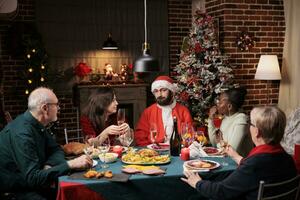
[134,75,193,146]
[0,87,92,200]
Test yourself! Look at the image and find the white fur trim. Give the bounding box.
[151,80,178,93]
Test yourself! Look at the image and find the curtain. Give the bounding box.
[278,0,300,115]
[36,0,168,90]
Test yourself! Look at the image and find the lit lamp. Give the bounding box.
[134,0,159,72]
[255,55,281,104]
[102,33,118,50]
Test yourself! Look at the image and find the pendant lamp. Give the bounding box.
[134,0,159,72]
[102,33,118,50]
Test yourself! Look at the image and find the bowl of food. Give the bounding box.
[98,153,118,163]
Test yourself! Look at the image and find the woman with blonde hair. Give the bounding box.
[182,106,297,200]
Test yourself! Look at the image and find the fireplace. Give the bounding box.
[73,83,148,128]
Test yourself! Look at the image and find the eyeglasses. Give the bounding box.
[250,122,256,127]
[47,102,60,108]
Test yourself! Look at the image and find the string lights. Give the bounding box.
[24,37,48,95]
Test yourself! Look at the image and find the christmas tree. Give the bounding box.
[23,33,48,95]
[174,11,235,126]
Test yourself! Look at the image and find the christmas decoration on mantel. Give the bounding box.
[74,62,92,82]
[236,31,255,51]
[23,35,48,95]
[75,62,141,85]
[174,11,235,126]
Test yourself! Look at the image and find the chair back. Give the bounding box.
[257,175,300,200]
[64,128,83,144]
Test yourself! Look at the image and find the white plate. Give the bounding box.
[147,143,170,151]
[202,147,223,156]
[183,159,220,171]
[92,160,98,167]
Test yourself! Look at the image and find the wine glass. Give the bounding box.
[164,125,173,144]
[98,138,110,169]
[124,129,134,148]
[150,123,158,144]
[117,108,126,125]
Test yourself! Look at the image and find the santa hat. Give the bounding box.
[151,76,178,93]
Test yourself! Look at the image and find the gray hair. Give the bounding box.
[251,106,286,144]
[28,87,53,111]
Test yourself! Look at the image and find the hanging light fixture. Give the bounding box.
[134,0,159,72]
[102,33,118,50]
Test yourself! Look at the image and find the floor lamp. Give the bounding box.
[255,55,281,105]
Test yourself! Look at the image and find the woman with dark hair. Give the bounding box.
[182,106,297,200]
[80,87,130,145]
[208,87,253,156]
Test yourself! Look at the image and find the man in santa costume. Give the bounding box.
[134,75,193,146]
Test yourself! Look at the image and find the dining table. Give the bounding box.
[56,155,237,200]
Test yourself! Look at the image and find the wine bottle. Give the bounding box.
[170,117,181,156]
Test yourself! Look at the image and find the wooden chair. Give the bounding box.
[257,175,300,200]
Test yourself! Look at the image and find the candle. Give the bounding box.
[112,145,123,157]
[180,147,190,161]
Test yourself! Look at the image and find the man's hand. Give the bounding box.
[67,155,93,170]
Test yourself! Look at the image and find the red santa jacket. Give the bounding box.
[134,103,193,146]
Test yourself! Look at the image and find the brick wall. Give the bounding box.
[0,0,36,118]
[168,0,192,77]
[1,0,285,134]
[205,0,285,112]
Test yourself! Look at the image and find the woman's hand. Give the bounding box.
[118,123,130,135]
[224,145,243,164]
[181,170,202,188]
[104,125,125,135]
[209,106,218,119]
[215,129,223,144]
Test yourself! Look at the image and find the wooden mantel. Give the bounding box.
[73,83,148,128]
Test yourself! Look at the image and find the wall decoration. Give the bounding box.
[236,31,255,51]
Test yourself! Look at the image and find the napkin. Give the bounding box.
[189,141,208,159]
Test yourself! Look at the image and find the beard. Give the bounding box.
[156,91,173,106]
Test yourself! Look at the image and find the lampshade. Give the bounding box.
[134,43,159,72]
[102,33,118,50]
[255,55,281,80]
[134,0,159,72]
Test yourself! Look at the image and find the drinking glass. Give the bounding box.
[164,125,173,144]
[124,129,134,147]
[98,138,110,168]
[117,108,126,125]
[150,123,158,144]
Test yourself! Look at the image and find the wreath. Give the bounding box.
[236,32,255,51]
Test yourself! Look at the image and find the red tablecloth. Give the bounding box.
[56,181,105,200]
